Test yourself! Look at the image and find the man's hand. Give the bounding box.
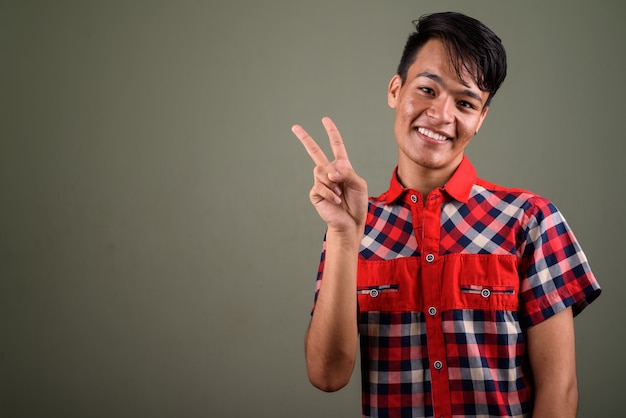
[291,117,368,236]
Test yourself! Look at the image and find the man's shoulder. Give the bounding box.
[474,177,551,204]
[472,177,560,223]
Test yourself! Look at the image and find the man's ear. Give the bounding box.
[387,74,402,109]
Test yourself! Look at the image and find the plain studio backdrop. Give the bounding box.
[1,1,624,417]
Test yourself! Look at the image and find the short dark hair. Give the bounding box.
[396,12,507,107]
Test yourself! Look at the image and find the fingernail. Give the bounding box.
[333,186,342,196]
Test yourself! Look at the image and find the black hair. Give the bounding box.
[396,12,507,107]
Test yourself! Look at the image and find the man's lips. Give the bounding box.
[416,127,452,141]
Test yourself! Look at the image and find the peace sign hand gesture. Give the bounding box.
[292,117,368,237]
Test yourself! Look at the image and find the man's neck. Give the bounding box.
[396,162,459,200]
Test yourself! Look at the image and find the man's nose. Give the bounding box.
[426,95,454,123]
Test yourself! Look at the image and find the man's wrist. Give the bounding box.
[326,225,364,248]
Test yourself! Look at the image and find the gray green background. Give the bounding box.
[1,1,624,417]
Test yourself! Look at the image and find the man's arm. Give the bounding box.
[304,228,361,391]
[527,306,578,417]
[292,117,368,392]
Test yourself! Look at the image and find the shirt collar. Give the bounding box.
[384,155,477,204]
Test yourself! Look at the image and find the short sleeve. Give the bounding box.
[518,199,601,329]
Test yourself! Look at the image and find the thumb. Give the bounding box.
[331,167,367,193]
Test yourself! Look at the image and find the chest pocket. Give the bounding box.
[356,257,421,312]
[440,254,520,311]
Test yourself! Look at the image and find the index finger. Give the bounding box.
[321,117,350,164]
[291,124,330,167]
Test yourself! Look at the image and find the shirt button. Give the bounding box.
[428,306,437,316]
[425,253,435,263]
[481,288,491,298]
[433,360,443,370]
[369,289,379,298]
[410,194,418,203]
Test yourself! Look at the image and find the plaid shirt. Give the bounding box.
[313,157,600,417]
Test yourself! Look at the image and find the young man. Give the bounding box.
[292,12,600,418]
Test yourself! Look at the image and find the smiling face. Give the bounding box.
[388,39,490,188]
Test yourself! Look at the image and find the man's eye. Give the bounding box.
[459,101,475,109]
[420,87,434,95]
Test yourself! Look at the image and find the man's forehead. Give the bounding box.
[411,63,482,93]
[411,39,483,85]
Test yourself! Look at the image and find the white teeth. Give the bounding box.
[418,127,449,141]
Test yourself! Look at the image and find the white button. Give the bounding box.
[369,289,379,298]
[481,288,491,298]
[428,306,437,316]
[425,253,435,263]
[410,194,418,203]
[433,360,443,370]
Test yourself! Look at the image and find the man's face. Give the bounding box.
[388,39,490,181]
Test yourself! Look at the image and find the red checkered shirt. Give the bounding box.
[312,156,601,417]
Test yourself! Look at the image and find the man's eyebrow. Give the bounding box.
[416,71,484,105]
[417,71,443,84]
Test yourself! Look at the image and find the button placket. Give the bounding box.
[421,192,451,417]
